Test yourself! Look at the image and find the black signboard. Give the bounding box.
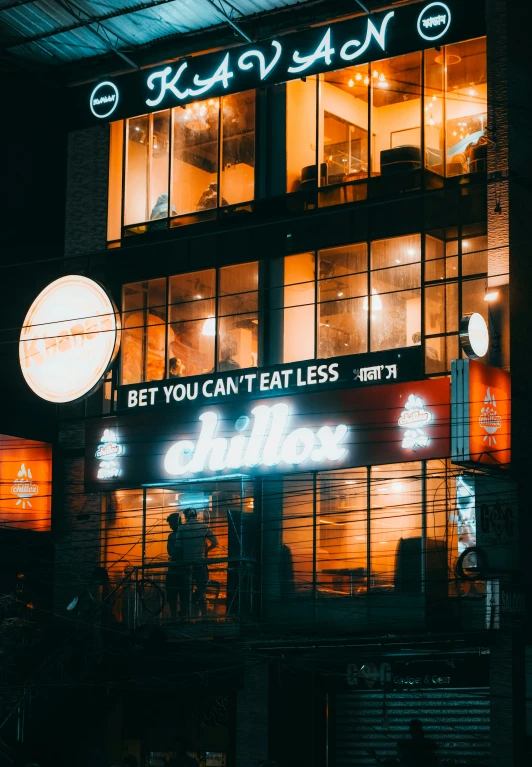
[117,347,422,413]
[73,0,485,128]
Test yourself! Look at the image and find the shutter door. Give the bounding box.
[334,688,490,766]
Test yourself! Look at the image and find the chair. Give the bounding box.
[380,145,422,175]
[469,142,487,173]
[300,162,328,190]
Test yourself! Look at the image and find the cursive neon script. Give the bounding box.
[164,403,349,476]
[141,10,398,110]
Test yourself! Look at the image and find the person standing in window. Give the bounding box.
[166,512,182,619]
[179,508,218,617]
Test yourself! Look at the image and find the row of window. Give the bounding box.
[104,460,469,615]
[120,230,490,387]
[108,37,487,238]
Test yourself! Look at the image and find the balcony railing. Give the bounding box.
[108,557,255,630]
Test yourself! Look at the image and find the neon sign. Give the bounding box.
[164,402,348,477]
[11,464,38,509]
[96,428,123,479]
[399,394,432,449]
[81,0,481,125]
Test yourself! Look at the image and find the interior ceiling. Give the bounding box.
[0,0,399,83]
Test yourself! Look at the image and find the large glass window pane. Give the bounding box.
[124,115,149,226]
[424,49,445,173]
[108,120,124,240]
[220,90,255,205]
[425,282,458,336]
[218,263,259,371]
[168,269,216,378]
[316,469,367,596]
[462,233,488,276]
[462,278,488,322]
[124,111,170,227]
[121,278,167,385]
[318,243,368,358]
[370,463,422,591]
[283,253,315,362]
[286,77,318,193]
[280,475,315,596]
[445,38,487,176]
[171,99,219,215]
[371,53,421,175]
[370,289,421,351]
[322,65,369,184]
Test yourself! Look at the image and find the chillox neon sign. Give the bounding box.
[164,402,349,477]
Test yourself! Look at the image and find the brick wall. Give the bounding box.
[65,125,109,257]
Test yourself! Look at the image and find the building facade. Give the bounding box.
[15,1,532,766]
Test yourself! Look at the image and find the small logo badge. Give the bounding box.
[417,2,451,41]
[11,464,38,508]
[479,387,502,446]
[399,394,432,448]
[90,81,119,119]
[96,428,123,479]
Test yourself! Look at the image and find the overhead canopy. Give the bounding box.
[0,0,388,83]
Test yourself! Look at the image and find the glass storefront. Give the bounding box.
[107,37,486,239]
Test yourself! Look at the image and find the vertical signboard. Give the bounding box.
[451,359,511,466]
[0,435,52,531]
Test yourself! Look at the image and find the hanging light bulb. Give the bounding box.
[202,316,216,336]
[364,76,370,86]
[348,78,355,88]
[363,289,382,312]
[355,71,362,81]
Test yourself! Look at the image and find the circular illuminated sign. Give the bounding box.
[19,276,121,403]
[417,2,451,41]
[90,81,119,118]
[460,312,489,359]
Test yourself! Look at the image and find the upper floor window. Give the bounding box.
[286,37,486,200]
[121,262,259,386]
[108,91,256,239]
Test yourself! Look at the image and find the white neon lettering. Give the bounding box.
[203,380,214,397]
[164,403,349,477]
[146,63,189,107]
[243,405,272,467]
[237,40,282,79]
[417,3,451,41]
[128,390,138,408]
[311,424,348,462]
[288,27,335,74]
[189,53,233,97]
[90,81,119,118]
[163,386,174,403]
[340,11,394,61]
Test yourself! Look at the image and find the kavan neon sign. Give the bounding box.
[83,0,486,124]
[164,402,348,477]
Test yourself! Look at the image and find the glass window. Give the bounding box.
[462,233,488,276]
[322,64,369,184]
[424,49,445,174]
[445,38,487,176]
[121,278,167,385]
[218,262,259,371]
[108,120,124,241]
[318,243,368,358]
[316,468,368,596]
[172,98,219,216]
[462,277,488,322]
[370,463,422,591]
[168,269,216,378]
[283,253,316,362]
[280,475,315,596]
[286,77,318,194]
[371,53,422,175]
[370,235,421,351]
[124,111,171,227]
[220,91,256,205]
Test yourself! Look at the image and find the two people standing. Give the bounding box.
[166,508,218,618]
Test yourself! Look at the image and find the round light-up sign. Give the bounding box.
[19,276,121,403]
[460,312,489,359]
[417,2,451,41]
[90,81,119,119]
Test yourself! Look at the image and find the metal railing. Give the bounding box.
[111,557,255,628]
